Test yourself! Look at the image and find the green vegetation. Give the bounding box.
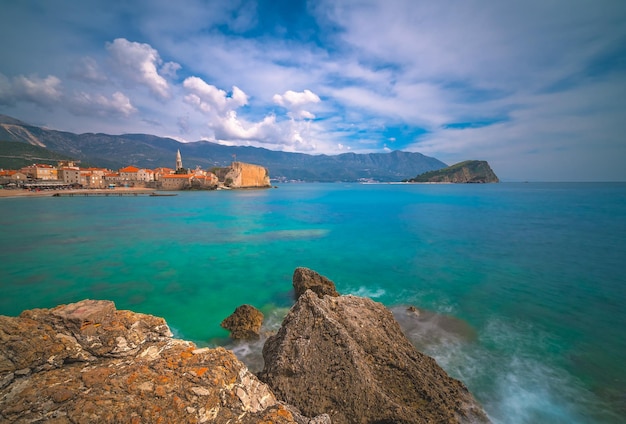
[0,141,75,169]
[405,160,499,183]
[1,115,448,181]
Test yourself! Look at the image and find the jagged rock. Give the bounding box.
[260,290,490,424]
[0,300,297,423]
[292,267,340,299]
[221,304,264,340]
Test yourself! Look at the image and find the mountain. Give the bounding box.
[0,115,447,181]
[406,160,499,183]
[0,141,74,169]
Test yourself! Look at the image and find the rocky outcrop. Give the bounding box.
[260,286,490,423]
[408,160,499,183]
[0,299,297,423]
[1,271,490,424]
[223,162,271,188]
[292,267,340,299]
[221,304,264,340]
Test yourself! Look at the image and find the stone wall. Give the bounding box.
[225,162,270,188]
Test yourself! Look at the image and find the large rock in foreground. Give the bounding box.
[0,300,296,423]
[221,304,264,340]
[293,267,340,299]
[260,290,489,424]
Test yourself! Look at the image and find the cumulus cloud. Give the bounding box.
[183,77,248,114]
[181,75,322,150]
[213,110,279,141]
[0,74,62,108]
[106,38,177,99]
[14,75,63,107]
[273,89,321,119]
[67,91,137,118]
[68,57,108,84]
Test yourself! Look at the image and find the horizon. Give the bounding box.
[1,117,626,183]
[1,1,625,182]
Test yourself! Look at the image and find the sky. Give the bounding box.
[0,0,625,181]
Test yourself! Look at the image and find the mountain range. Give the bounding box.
[0,114,446,182]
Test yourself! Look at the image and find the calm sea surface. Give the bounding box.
[1,183,624,423]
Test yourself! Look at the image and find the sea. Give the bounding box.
[1,182,624,423]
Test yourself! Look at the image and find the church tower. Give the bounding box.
[176,149,183,171]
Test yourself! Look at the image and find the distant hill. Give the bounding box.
[0,114,447,182]
[0,141,75,170]
[406,160,499,183]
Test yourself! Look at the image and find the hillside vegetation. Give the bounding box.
[0,114,446,182]
[406,160,499,183]
[0,141,75,169]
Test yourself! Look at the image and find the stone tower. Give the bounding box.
[176,149,183,171]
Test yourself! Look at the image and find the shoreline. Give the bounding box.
[0,187,155,198]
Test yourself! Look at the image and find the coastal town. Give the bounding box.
[0,150,271,193]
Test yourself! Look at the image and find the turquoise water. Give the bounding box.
[1,183,624,423]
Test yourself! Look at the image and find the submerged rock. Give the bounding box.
[0,299,297,423]
[221,304,264,340]
[292,267,340,299]
[260,290,490,424]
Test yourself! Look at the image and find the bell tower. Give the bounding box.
[176,149,183,171]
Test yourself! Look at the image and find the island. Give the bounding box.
[405,160,499,183]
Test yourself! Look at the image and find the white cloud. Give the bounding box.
[0,74,63,108]
[106,38,176,99]
[181,75,327,150]
[69,57,108,84]
[1,1,625,179]
[160,61,181,79]
[183,77,248,114]
[408,72,626,181]
[67,91,137,118]
[273,89,321,119]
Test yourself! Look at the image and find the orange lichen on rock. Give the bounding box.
[194,367,209,377]
[0,300,299,423]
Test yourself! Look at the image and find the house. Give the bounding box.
[20,164,58,180]
[119,166,140,182]
[83,168,107,189]
[191,173,219,189]
[0,170,27,186]
[159,174,193,190]
[103,172,123,186]
[153,167,174,181]
[58,167,81,185]
[137,168,155,182]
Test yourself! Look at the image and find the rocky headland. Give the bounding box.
[407,160,499,183]
[1,268,489,423]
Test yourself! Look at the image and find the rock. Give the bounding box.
[259,290,490,424]
[219,162,271,188]
[292,267,340,299]
[408,160,499,183]
[0,300,297,423]
[221,304,264,340]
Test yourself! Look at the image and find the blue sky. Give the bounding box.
[1,0,625,181]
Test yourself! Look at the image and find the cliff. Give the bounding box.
[218,162,271,188]
[407,160,499,183]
